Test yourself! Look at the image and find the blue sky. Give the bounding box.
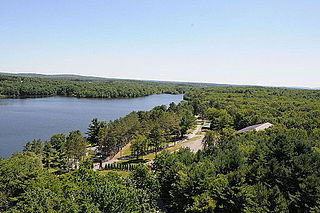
[1,0,319,87]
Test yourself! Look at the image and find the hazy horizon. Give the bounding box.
[1,1,319,87]
[2,71,319,89]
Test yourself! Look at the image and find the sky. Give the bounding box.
[0,0,319,87]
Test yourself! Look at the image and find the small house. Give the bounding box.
[202,122,211,130]
[237,122,273,134]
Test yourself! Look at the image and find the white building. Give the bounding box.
[237,122,273,134]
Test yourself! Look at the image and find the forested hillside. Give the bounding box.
[0,74,191,98]
[1,86,320,212]
[153,87,320,212]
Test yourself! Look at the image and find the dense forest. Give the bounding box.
[1,84,320,212]
[154,87,320,212]
[185,86,320,130]
[0,74,194,98]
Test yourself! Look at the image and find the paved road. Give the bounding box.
[181,124,204,152]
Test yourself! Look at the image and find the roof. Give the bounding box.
[237,122,273,133]
[202,122,211,128]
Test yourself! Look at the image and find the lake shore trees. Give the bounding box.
[0,74,190,99]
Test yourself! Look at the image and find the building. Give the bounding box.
[237,122,273,134]
[202,122,211,130]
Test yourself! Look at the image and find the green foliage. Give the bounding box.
[180,110,196,137]
[202,130,221,148]
[0,152,44,211]
[65,130,88,169]
[130,164,160,210]
[105,163,137,171]
[2,167,160,213]
[5,83,320,212]
[23,139,43,154]
[188,192,216,212]
[49,133,66,152]
[65,130,88,161]
[150,86,320,211]
[26,131,88,170]
[153,128,320,212]
[149,125,166,154]
[97,103,195,159]
[42,134,67,169]
[130,134,149,159]
[207,108,234,131]
[185,86,320,130]
[0,74,188,98]
[87,118,106,146]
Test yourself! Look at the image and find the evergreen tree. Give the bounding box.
[130,134,149,159]
[23,139,43,155]
[87,118,106,146]
[149,126,166,154]
[65,130,88,169]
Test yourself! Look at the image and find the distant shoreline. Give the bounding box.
[0,93,184,101]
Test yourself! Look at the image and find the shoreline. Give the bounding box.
[0,92,184,100]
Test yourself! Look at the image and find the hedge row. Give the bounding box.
[104,163,137,171]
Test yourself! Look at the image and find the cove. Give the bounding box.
[0,94,183,157]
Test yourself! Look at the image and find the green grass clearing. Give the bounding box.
[112,143,132,159]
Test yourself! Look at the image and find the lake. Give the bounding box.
[0,94,183,158]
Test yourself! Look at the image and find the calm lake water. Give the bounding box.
[0,94,183,158]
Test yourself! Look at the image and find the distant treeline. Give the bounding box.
[185,86,320,130]
[0,74,194,98]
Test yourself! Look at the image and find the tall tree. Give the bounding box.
[65,130,88,169]
[131,134,149,159]
[207,108,234,131]
[202,130,221,149]
[23,139,43,155]
[48,134,67,169]
[179,111,196,137]
[49,133,66,152]
[87,118,106,146]
[42,141,56,168]
[149,126,166,154]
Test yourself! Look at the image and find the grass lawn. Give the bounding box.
[118,135,203,163]
[112,143,132,159]
[116,157,149,164]
[48,168,60,174]
[113,128,204,164]
[115,138,178,159]
[114,138,178,160]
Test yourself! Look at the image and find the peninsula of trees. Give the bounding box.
[0,74,193,98]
